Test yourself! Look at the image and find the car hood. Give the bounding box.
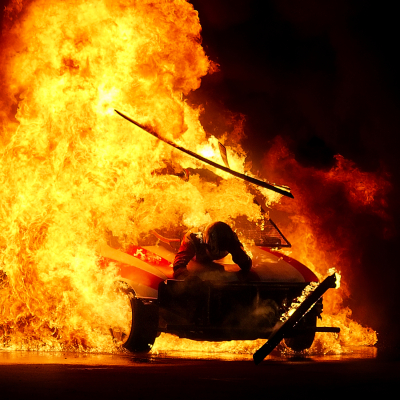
[99,244,318,298]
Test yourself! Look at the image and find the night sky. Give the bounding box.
[1,0,400,350]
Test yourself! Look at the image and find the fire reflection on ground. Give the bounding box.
[0,345,377,365]
[151,345,378,362]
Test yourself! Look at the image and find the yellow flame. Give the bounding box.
[280,282,318,322]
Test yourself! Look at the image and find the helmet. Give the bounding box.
[203,222,238,258]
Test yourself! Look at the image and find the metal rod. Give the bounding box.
[253,273,337,364]
[115,110,294,198]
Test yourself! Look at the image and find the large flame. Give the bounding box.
[0,0,385,355]
[0,0,267,351]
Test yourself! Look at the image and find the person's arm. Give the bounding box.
[173,236,196,279]
[230,244,252,272]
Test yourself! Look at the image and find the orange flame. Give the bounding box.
[0,0,271,352]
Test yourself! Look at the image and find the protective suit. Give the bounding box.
[173,221,252,279]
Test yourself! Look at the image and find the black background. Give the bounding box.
[188,0,400,172]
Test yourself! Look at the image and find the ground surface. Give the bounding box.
[1,347,399,399]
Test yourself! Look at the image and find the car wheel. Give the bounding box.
[283,313,316,352]
[112,285,159,353]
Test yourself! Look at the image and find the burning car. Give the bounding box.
[100,214,338,355]
[0,0,375,357]
[95,110,340,357]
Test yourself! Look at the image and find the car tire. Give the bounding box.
[283,313,317,352]
[116,285,159,353]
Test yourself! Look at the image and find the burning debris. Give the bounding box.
[253,272,339,364]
